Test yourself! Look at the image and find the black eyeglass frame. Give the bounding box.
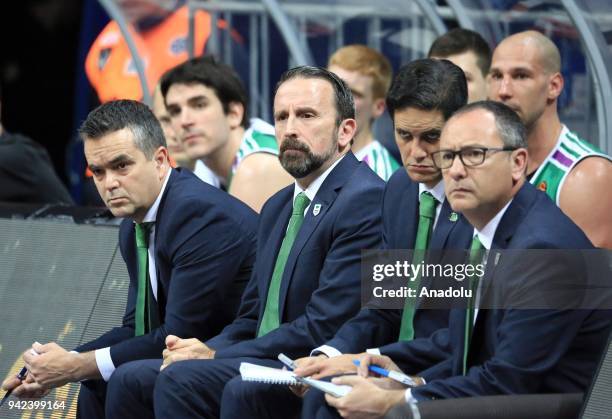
[431,146,517,169]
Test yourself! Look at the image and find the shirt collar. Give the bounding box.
[473,199,513,250]
[418,179,445,204]
[141,168,172,223]
[293,155,345,203]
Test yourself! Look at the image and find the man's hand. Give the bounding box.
[161,335,215,370]
[324,375,406,419]
[294,354,358,380]
[354,353,424,387]
[23,342,85,389]
[286,355,325,398]
[3,374,50,399]
[354,354,401,378]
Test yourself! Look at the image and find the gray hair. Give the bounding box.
[452,100,527,149]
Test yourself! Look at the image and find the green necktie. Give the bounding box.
[463,234,485,375]
[258,192,311,337]
[398,191,437,341]
[135,222,154,337]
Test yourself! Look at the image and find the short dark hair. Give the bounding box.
[160,55,249,128]
[428,28,492,77]
[275,66,355,125]
[386,58,467,121]
[78,99,166,159]
[452,100,527,149]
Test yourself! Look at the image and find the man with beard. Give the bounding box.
[103,66,385,418]
[221,58,474,419]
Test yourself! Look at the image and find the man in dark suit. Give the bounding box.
[102,66,385,418]
[222,59,474,419]
[0,91,73,205]
[1,100,258,418]
[321,101,611,418]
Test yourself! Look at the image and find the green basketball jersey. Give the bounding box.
[530,125,611,205]
[354,140,401,181]
[231,118,279,177]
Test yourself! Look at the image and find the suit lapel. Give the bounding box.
[151,169,178,296]
[468,184,536,362]
[277,153,360,316]
[398,179,419,250]
[258,197,293,304]
[429,200,456,250]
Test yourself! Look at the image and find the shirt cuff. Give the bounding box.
[366,348,381,355]
[405,388,418,404]
[311,345,342,358]
[94,348,116,382]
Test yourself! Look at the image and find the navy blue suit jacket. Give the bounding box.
[77,169,258,367]
[324,170,472,370]
[206,153,385,360]
[410,182,611,399]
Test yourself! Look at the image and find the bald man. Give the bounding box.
[489,30,612,248]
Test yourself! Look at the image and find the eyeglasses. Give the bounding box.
[431,146,517,169]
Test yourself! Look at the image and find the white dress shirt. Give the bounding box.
[95,169,172,381]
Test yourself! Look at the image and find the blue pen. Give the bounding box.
[353,359,417,387]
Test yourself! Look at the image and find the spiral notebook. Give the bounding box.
[240,362,299,384]
[239,362,351,397]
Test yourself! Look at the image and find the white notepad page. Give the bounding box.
[239,362,352,397]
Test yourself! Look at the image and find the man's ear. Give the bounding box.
[227,102,245,129]
[547,72,564,102]
[371,97,386,119]
[511,147,528,182]
[153,146,170,178]
[337,118,357,149]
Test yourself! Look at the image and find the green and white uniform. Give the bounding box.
[530,125,611,204]
[229,118,279,185]
[354,140,401,181]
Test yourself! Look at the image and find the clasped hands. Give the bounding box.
[160,335,215,370]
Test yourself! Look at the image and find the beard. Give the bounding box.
[279,134,337,179]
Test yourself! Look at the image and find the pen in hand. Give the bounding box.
[0,367,28,407]
[352,359,417,387]
[0,348,40,407]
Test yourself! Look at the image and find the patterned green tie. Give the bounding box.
[463,234,485,375]
[135,222,154,337]
[398,191,437,341]
[258,192,311,337]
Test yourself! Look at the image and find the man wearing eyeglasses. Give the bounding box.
[222,59,476,419]
[318,101,610,418]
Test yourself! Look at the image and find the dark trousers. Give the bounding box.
[220,378,302,419]
[106,357,282,419]
[301,382,343,419]
[105,359,161,419]
[77,379,107,419]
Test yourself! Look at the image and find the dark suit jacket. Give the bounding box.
[410,182,611,399]
[0,132,73,205]
[323,169,472,362]
[77,168,258,367]
[207,153,385,359]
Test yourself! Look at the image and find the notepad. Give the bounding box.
[240,362,299,384]
[239,362,352,397]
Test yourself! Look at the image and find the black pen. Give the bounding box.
[0,366,28,407]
